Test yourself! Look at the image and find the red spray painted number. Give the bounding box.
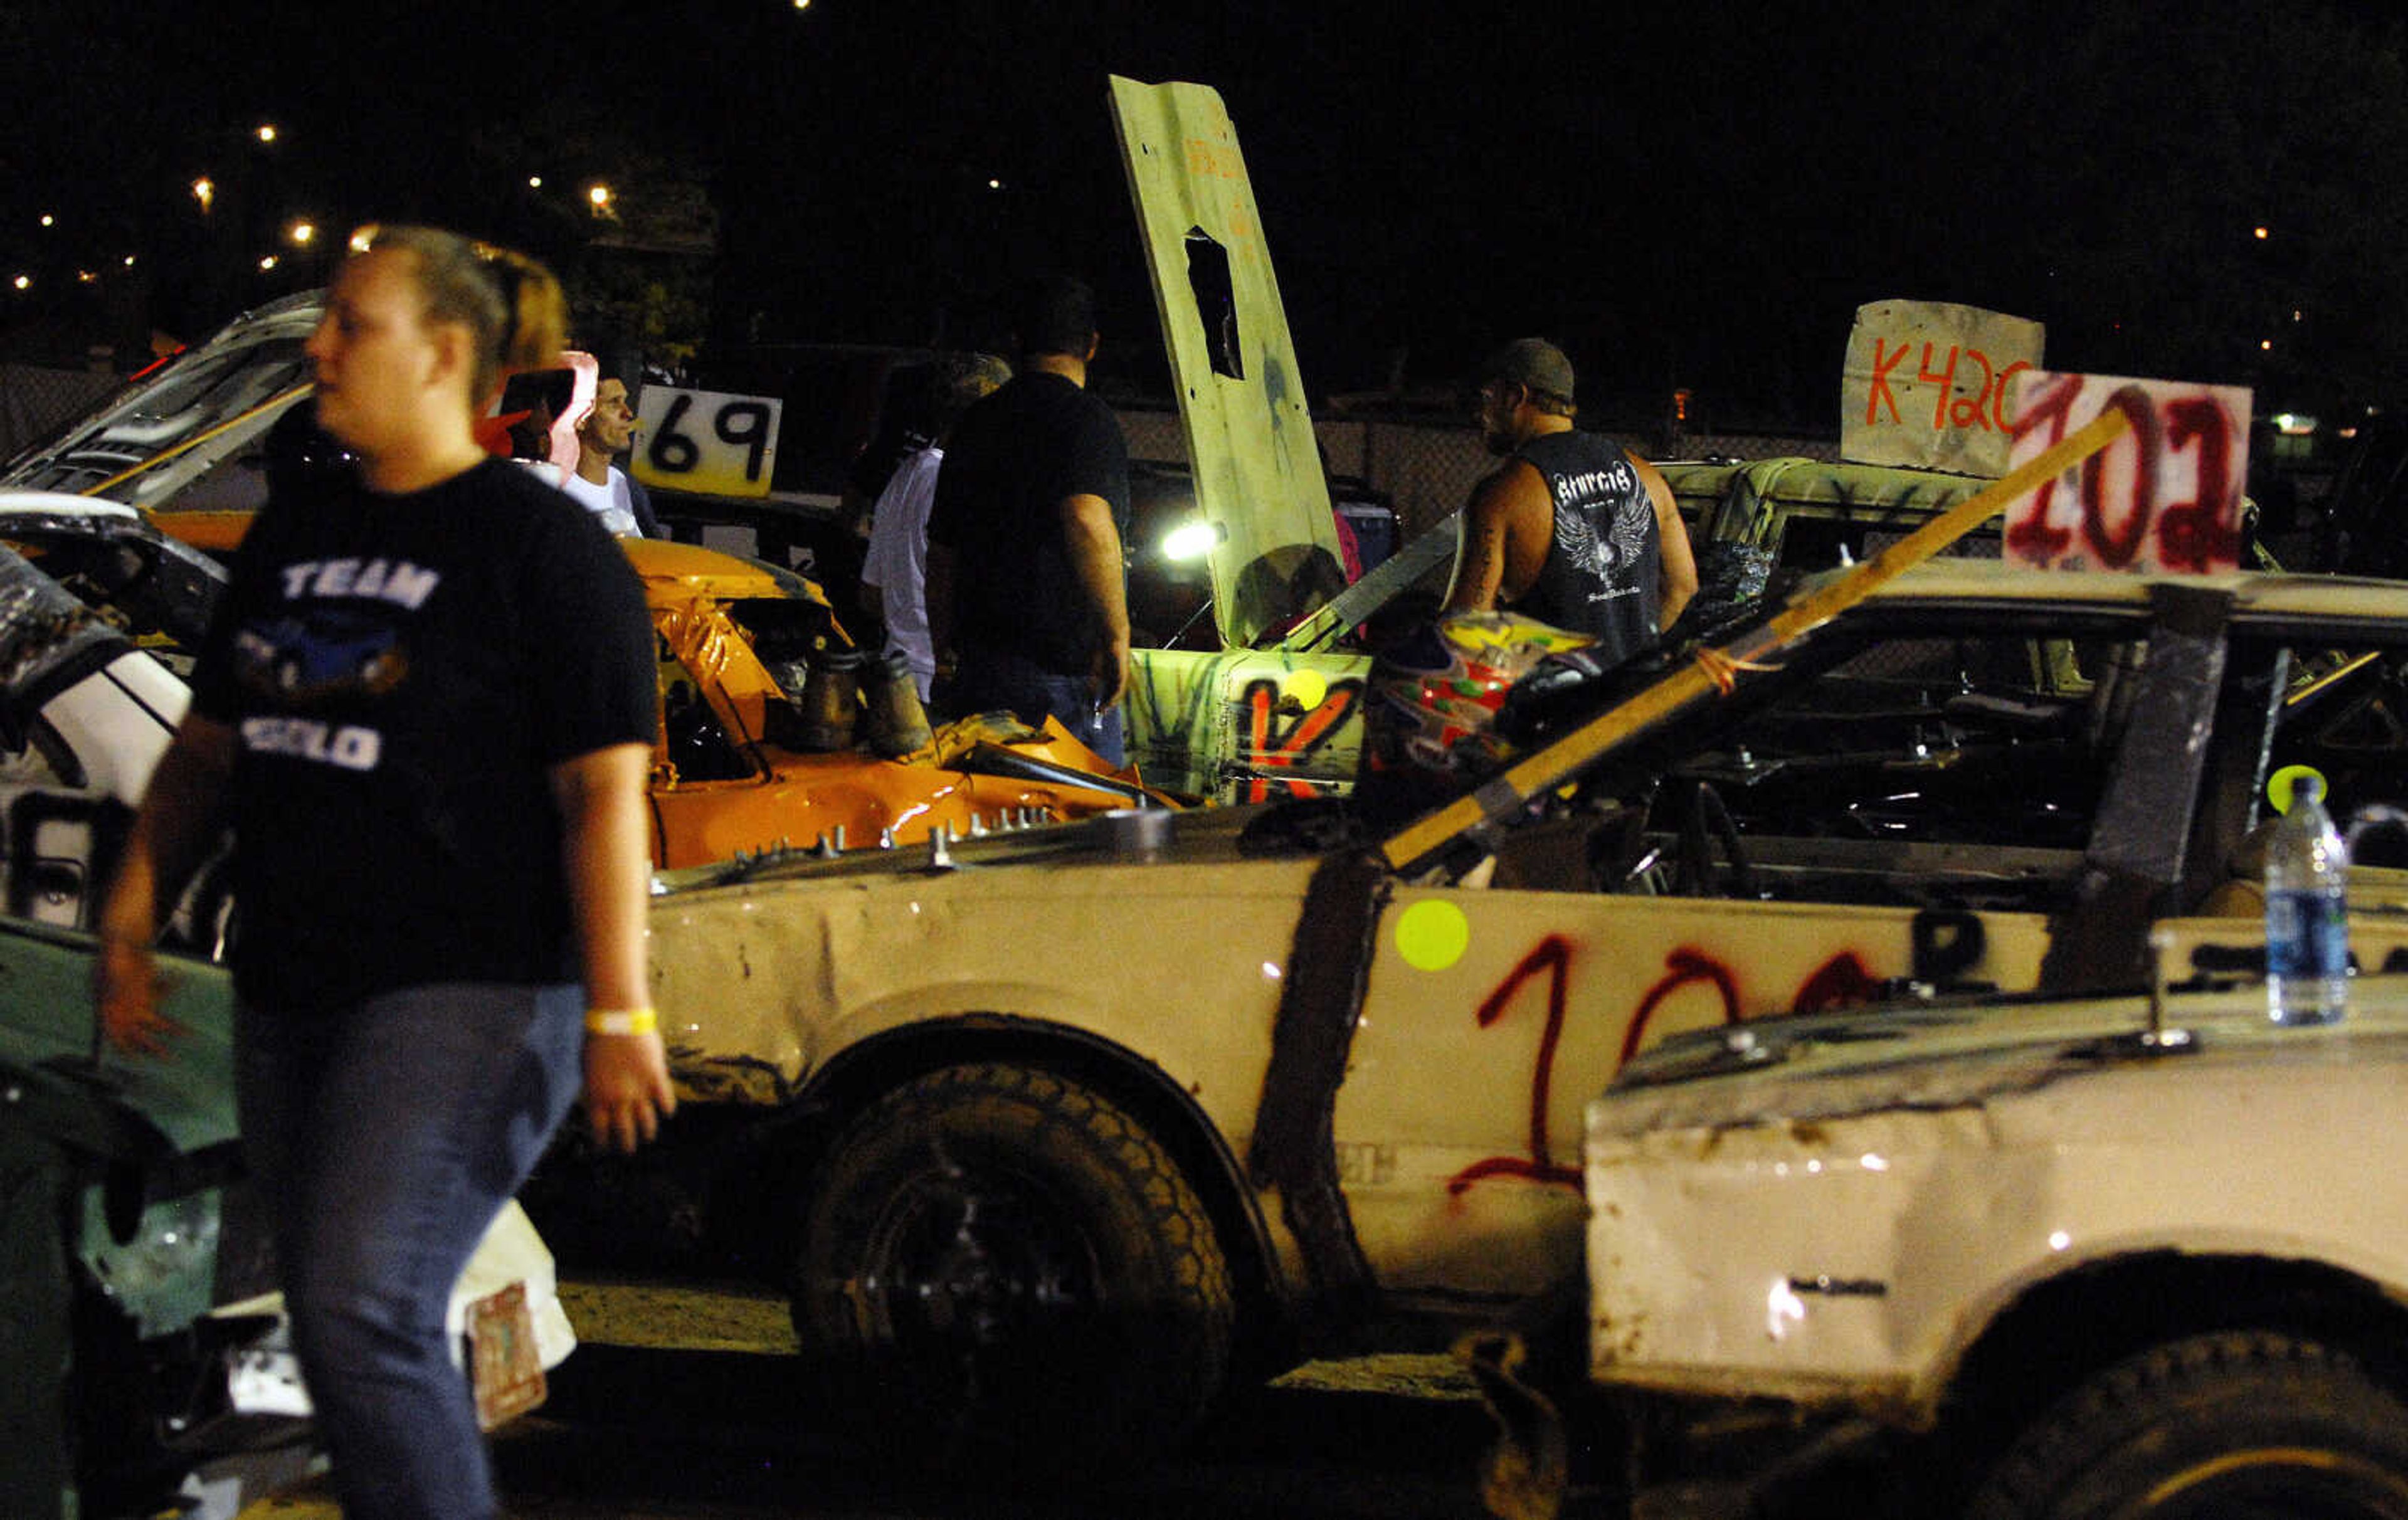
[1864,339,2032,435]
[2004,373,2245,573]
[1445,944,1880,1198]
[1791,952,1878,1015]
[1447,936,1580,1194]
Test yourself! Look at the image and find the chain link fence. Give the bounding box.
[0,366,124,463]
[1118,404,1834,544]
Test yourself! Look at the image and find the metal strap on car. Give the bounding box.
[2040,579,2237,990]
[1247,847,1388,1316]
[1377,409,2134,877]
[77,383,315,499]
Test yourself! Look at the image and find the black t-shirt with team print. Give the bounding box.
[191,457,658,1014]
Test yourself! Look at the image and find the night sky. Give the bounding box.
[4,0,2404,429]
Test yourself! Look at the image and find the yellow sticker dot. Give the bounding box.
[1285,668,1328,711]
[1395,899,1471,973]
[2269,763,2326,816]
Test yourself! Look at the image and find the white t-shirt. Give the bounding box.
[859,445,944,698]
[561,467,642,537]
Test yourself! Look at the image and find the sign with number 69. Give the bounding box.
[631,386,783,499]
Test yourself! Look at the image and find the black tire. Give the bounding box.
[1966,1331,2408,1519]
[793,1061,1235,1468]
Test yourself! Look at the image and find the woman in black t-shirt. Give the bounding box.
[98,226,672,1520]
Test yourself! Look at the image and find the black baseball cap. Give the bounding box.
[1476,337,1576,406]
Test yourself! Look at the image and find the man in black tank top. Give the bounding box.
[1442,338,1696,669]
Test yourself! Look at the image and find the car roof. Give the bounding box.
[1861,556,2408,622]
[1378,558,2408,872]
[3,297,319,505]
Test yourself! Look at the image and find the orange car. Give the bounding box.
[628,537,1172,866]
[153,511,1177,868]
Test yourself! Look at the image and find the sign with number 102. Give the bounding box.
[631,386,783,499]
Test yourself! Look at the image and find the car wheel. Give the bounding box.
[794,1061,1235,1467]
[1965,1331,2408,1519]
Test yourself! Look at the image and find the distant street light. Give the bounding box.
[258,255,280,272]
[38,214,53,228]
[528,176,544,189]
[191,177,216,213]
[256,124,278,144]
[288,221,316,247]
[11,275,28,292]
[588,182,614,215]
[2253,226,2270,241]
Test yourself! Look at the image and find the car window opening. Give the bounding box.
[1183,229,1244,382]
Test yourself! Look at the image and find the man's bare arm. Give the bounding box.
[1060,493,1132,710]
[1637,457,1698,632]
[1442,467,1529,615]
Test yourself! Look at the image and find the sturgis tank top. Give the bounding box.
[1511,430,1663,666]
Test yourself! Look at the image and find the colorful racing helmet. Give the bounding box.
[1353,611,1595,825]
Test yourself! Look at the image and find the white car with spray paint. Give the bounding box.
[1583,964,2408,1517]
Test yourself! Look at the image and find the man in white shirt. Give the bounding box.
[862,354,1010,699]
[560,377,662,538]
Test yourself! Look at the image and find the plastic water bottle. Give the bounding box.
[2266,772,2350,1025]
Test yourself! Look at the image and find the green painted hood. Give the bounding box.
[1111,76,1346,651]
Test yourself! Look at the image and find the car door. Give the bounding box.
[1333,611,2163,1303]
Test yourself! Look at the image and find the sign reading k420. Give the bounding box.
[631,386,783,499]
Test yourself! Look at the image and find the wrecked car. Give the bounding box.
[0,530,574,1520]
[152,505,1176,863]
[5,916,579,1520]
[534,554,2408,1465]
[1109,79,2048,805]
[1110,75,1384,802]
[149,521,1175,867]
[5,309,1175,866]
[1,292,319,515]
[0,500,215,937]
[1583,967,2408,1517]
[629,537,1173,864]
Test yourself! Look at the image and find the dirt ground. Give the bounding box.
[231,1279,1531,1520]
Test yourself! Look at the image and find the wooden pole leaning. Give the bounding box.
[79,383,317,499]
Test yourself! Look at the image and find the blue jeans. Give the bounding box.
[948,647,1126,767]
[236,982,584,1520]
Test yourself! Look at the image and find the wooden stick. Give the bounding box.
[79,383,315,499]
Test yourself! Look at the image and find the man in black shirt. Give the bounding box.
[1444,338,1697,670]
[926,276,1134,764]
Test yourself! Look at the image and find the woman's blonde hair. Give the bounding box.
[357,224,568,404]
